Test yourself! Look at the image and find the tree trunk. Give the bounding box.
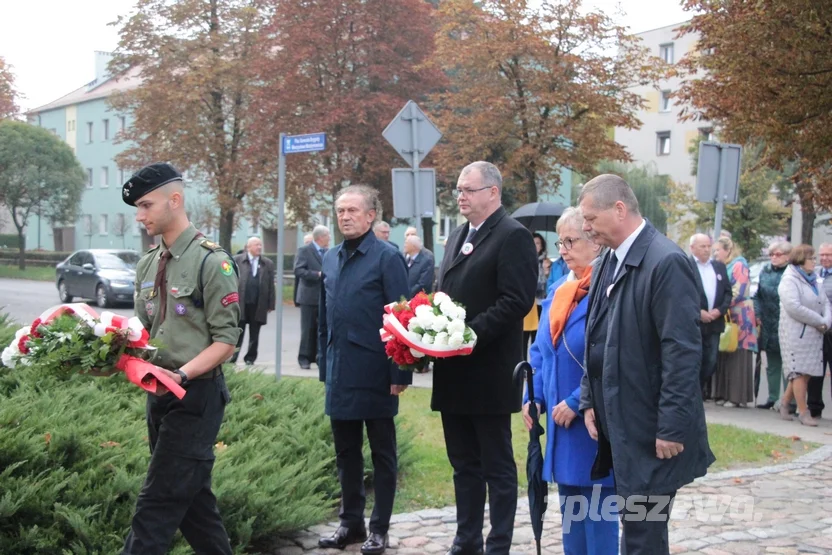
[421,217,434,254]
[219,208,236,252]
[801,203,816,245]
[525,166,537,203]
[17,230,25,270]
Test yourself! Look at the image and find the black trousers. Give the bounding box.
[620,491,677,555]
[331,418,398,535]
[123,375,232,555]
[298,303,318,366]
[808,332,832,416]
[441,413,517,555]
[231,303,262,364]
[700,333,719,398]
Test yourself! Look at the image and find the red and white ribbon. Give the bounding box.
[379,303,475,358]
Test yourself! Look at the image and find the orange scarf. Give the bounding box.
[549,267,592,346]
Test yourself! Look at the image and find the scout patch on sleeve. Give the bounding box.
[220,260,233,276]
[221,292,239,307]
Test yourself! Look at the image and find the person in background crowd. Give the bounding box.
[317,185,411,554]
[523,233,550,358]
[753,241,791,409]
[294,233,314,307]
[777,244,831,427]
[231,236,276,365]
[808,243,832,418]
[294,225,330,370]
[405,226,417,239]
[523,207,617,554]
[403,234,435,296]
[712,237,757,408]
[304,233,313,245]
[433,161,538,555]
[689,233,733,399]
[546,255,569,295]
[373,221,398,250]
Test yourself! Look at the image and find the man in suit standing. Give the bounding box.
[433,161,538,555]
[294,225,330,369]
[317,185,411,555]
[231,236,276,365]
[689,233,732,398]
[578,175,714,555]
[403,235,435,296]
[373,221,398,250]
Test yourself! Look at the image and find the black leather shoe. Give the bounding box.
[318,525,367,549]
[445,546,483,555]
[756,401,775,409]
[299,362,311,369]
[360,532,388,554]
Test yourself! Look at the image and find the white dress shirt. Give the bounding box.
[610,218,646,277]
[696,259,717,310]
[248,254,259,277]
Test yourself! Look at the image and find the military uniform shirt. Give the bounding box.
[134,224,241,371]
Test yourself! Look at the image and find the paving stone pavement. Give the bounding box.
[267,445,832,555]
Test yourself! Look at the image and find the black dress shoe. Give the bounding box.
[445,546,483,555]
[319,525,367,549]
[756,401,775,409]
[360,532,388,554]
[299,362,311,369]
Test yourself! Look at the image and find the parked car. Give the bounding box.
[55,249,140,308]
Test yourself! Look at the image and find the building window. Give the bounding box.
[102,119,110,141]
[439,216,452,239]
[250,220,259,235]
[659,43,674,64]
[660,90,672,112]
[86,168,93,188]
[699,127,715,141]
[119,115,126,133]
[86,122,93,143]
[657,132,671,156]
[118,168,125,185]
[101,166,109,187]
[82,214,93,235]
[99,214,109,235]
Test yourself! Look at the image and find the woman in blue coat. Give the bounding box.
[522,207,617,554]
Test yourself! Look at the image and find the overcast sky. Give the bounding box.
[2,0,692,113]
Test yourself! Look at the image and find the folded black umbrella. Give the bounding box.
[514,361,548,555]
[511,202,566,233]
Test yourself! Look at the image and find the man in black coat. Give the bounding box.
[578,174,715,555]
[433,161,538,555]
[689,233,733,397]
[403,234,435,296]
[317,185,411,555]
[294,225,330,369]
[230,236,276,365]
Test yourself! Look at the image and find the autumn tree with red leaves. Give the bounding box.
[0,57,19,120]
[249,0,446,232]
[429,0,665,203]
[675,0,832,243]
[108,0,275,251]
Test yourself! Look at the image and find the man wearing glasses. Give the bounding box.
[433,161,538,555]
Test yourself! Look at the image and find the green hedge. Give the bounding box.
[0,318,415,553]
[0,250,70,263]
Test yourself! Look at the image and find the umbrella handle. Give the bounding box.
[513,361,535,407]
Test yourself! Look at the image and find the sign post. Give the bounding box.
[275,132,326,380]
[696,141,742,240]
[383,101,442,233]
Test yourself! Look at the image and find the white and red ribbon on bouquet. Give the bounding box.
[35,303,184,399]
[379,303,475,358]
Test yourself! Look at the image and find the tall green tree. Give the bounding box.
[109,0,275,251]
[593,161,671,234]
[0,121,85,269]
[665,143,790,258]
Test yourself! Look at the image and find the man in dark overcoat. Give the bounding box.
[578,174,715,555]
[231,236,276,365]
[433,161,538,555]
[317,185,411,555]
[294,224,330,369]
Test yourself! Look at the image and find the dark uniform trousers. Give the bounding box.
[123,374,232,555]
[331,418,398,535]
[589,260,676,555]
[441,413,516,554]
[808,332,832,417]
[298,304,318,366]
[232,269,261,364]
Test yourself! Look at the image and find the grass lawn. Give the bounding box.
[0,265,56,281]
[391,387,820,513]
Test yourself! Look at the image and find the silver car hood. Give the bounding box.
[98,269,136,281]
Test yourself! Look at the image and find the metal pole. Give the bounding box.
[274,133,286,381]
[409,102,423,239]
[712,146,728,241]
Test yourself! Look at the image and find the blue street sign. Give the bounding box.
[282,132,326,154]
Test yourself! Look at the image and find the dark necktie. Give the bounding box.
[154,250,173,324]
[460,226,477,253]
[603,252,618,291]
[405,254,412,267]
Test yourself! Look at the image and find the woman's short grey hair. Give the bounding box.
[768,240,792,254]
[556,206,592,241]
[460,161,502,193]
[336,185,382,220]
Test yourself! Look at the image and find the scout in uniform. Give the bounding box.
[121,162,240,555]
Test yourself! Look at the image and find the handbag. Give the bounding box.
[719,314,739,353]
